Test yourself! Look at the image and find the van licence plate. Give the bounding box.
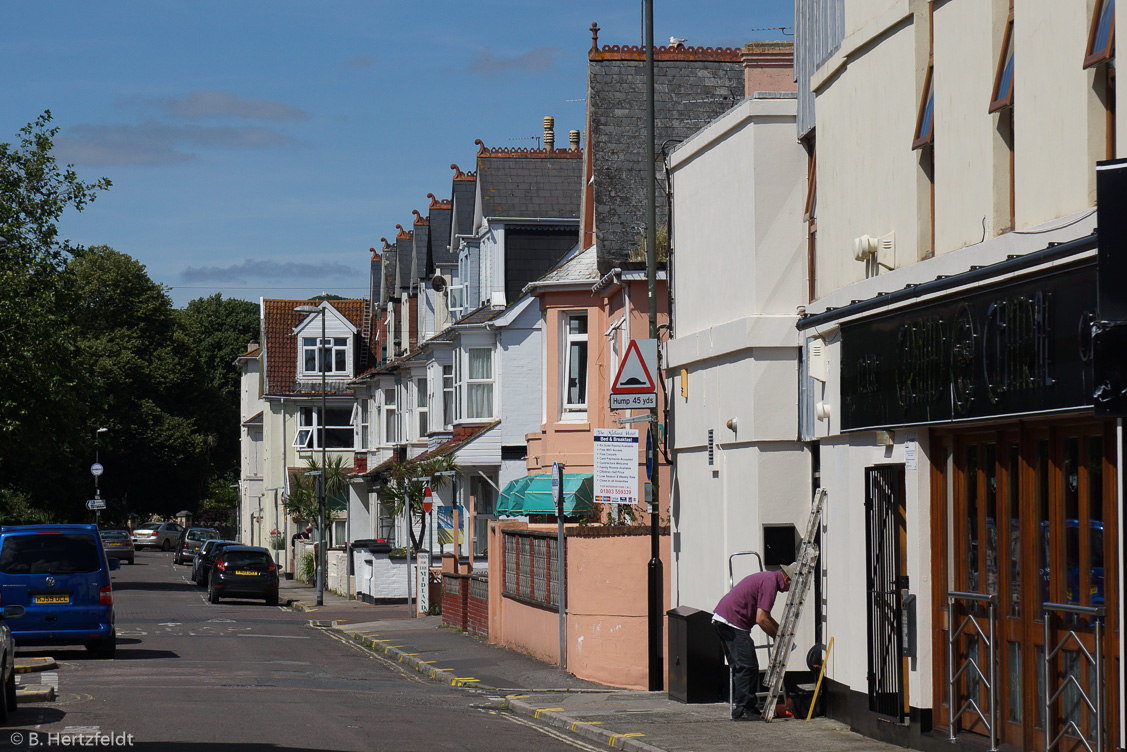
[34,595,69,604]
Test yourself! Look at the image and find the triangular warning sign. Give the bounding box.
[611,340,657,394]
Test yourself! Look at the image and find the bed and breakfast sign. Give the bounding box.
[594,428,640,505]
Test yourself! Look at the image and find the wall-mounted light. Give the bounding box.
[874,430,895,446]
[815,402,832,422]
[725,417,738,432]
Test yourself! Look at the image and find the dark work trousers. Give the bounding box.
[713,621,760,718]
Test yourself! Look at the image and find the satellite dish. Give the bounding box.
[431,274,448,293]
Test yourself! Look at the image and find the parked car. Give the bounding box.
[193,540,239,586]
[174,527,220,565]
[207,546,279,605]
[0,603,25,722]
[131,521,184,551]
[0,524,117,658]
[99,529,135,565]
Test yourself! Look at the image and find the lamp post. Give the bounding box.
[296,303,328,607]
[92,427,108,525]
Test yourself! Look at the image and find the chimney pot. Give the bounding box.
[543,116,555,151]
[569,129,581,151]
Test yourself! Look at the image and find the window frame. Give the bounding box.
[912,64,935,151]
[561,312,589,416]
[989,17,1015,113]
[416,377,428,439]
[463,347,494,421]
[300,336,350,378]
[442,365,455,430]
[382,387,398,445]
[1084,0,1116,69]
[296,405,355,450]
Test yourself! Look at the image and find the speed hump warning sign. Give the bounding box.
[610,339,657,409]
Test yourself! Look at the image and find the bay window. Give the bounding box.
[294,405,354,449]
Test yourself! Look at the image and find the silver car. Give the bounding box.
[131,521,184,551]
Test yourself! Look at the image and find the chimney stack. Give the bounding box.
[569,129,581,151]
[543,116,555,151]
[740,42,796,96]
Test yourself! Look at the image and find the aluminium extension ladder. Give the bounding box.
[762,487,826,721]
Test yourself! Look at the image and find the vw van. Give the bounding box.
[0,524,117,658]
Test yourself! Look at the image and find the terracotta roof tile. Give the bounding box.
[262,299,370,396]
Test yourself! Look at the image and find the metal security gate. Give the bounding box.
[866,465,907,719]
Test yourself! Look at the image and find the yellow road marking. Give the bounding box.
[534,707,564,718]
[608,733,644,745]
[570,721,603,731]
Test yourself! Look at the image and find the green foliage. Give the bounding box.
[0,114,261,522]
[628,226,669,263]
[376,455,459,554]
[0,113,111,515]
[0,489,54,526]
[298,551,316,582]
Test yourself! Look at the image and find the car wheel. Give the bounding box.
[266,592,279,607]
[208,580,220,604]
[161,539,171,551]
[4,670,15,716]
[86,632,116,659]
[127,557,134,565]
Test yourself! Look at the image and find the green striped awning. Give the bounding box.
[496,473,595,517]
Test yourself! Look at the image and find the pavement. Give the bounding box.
[279,578,907,752]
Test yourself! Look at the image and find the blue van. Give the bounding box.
[0,525,118,658]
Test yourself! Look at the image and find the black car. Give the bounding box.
[174,527,220,565]
[193,540,238,586]
[207,546,279,605]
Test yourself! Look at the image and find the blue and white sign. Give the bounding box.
[90,463,104,477]
[593,428,640,505]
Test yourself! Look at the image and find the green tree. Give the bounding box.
[176,295,258,479]
[0,112,110,520]
[377,455,459,554]
[68,246,208,517]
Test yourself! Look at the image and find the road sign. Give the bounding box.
[86,499,106,511]
[610,339,657,409]
[90,463,104,477]
[551,462,564,514]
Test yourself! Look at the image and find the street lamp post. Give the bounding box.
[93,427,108,525]
[296,303,328,607]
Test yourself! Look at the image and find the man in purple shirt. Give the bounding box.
[712,563,795,720]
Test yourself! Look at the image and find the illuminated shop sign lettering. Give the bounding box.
[841,264,1095,430]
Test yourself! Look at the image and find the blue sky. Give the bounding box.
[4,1,792,308]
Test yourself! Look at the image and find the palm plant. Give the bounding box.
[377,455,459,554]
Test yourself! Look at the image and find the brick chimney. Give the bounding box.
[741,42,796,96]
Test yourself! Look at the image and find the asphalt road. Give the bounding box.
[2,550,604,752]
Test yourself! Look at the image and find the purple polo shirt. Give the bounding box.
[713,570,787,631]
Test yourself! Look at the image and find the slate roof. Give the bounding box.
[261,298,369,397]
[475,141,582,220]
[412,211,429,283]
[586,30,744,274]
[452,303,505,327]
[364,422,499,478]
[450,166,477,240]
[534,245,600,286]
[426,194,454,274]
[395,228,413,293]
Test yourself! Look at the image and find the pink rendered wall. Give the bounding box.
[566,531,671,689]
[487,520,672,689]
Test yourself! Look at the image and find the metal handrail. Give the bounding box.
[947,592,997,751]
[1043,602,1106,752]
[728,551,763,589]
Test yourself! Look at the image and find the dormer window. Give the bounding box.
[302,337,350,376]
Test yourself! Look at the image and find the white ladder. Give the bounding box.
[762,487,826,721]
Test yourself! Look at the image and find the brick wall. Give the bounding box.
[441,572,489,638]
